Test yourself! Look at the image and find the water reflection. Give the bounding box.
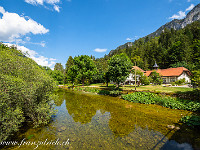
[4,89,199,150]
[61,89,179,137]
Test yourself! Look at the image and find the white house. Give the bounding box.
[125,64,192,84]
[124,66,145,85]
[144,67,192,84]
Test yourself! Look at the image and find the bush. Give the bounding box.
[181,115,200,126]
[0,44,56,141]
[121,92,200,111]
[171,82,175,86]
[140,75,150,85]
[109,90,121,97]
[175,78,186,85]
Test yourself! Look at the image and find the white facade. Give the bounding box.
[162,71,191,84]
[124,73,140,85]
[177,71,191,83]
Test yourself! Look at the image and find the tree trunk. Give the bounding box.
[82,79,85,86]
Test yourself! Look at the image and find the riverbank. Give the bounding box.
[58,85,200,111]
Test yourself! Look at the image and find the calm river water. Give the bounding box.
[4,89,200,150]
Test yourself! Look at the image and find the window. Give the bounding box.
[162,78,167,83]
[170,78,176,82]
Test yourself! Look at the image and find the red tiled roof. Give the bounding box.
[144,67,191,77]
[144,71,152,76]
[132,66,145,72]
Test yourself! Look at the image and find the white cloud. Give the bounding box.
[126,36,139,41]
[169,4,194,20]
[53,5,60,12]
[94,48,107,53]
[186,4,194,11]
[0,6,49,43]
[187,0,191,2]
[0,6,5,14]
[4,43,56,68]
[126,38,132,41]
[25,0,62,12]
[169,11,186,19]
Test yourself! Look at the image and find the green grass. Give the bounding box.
[60,83,193,94]
[87,84,193,93]
[123,85,193,93]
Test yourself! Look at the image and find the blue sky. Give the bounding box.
[0,0,199,69]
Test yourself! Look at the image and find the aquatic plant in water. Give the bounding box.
[121,92,200,111]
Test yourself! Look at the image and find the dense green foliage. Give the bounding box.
[48,69,64,85]
[108,53,132,87]
[181,115,200,126]
[121,92,200,111]
[72,55,98,85]
[139,74,150,85]
[149,71,163,85]
[65,56,74,83]
[72,87,121,96]
[191,70,200,88]
[66,65,78,86]
[54,63,64,73]
[0,44,56,141]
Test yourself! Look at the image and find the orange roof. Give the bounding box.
[132,66,145,72]
[144,67,191,77]
[144,71,152,76]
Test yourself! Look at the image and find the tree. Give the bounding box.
[73,55,97,86]
[191,70,200,88]
[65,56,74,84]
[49,70,64,85]
[108,53,132,88]
[131,56,144,69]
[67,65,78,87]
[140,74,150,85]
[54,63,64,73]
[65,56,74,73]
[150,71,163,85]
[104,71,110,87]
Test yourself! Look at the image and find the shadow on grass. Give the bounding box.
[174,89,200,102]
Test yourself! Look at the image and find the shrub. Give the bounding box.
[175,78,186,85]
[0,44,56,141]
[109,90,121,97]
[121,92,200,111]
[140,75,150,85]
[181,115,200,126]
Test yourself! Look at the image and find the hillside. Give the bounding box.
[108,3,200,57]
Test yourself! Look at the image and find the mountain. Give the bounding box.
[148,3,200,38]
[108,3,200,56]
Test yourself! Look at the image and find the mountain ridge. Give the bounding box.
[108,3,200,56]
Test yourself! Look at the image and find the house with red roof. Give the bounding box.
[125,62,192,84]
[144,67,192,84]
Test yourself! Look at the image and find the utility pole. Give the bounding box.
[135,61,136,91]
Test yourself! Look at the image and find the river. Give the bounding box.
[3,89,200,150]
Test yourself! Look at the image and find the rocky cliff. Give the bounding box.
[148,3,200,37]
